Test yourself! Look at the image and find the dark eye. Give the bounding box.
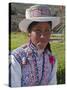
[46,29,50,32]
[45,29,51,32]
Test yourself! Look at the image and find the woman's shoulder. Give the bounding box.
[11,43,28,54]
[10,43,29,64]
[10,43,29,60]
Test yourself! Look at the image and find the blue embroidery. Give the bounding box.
[10,42,54,86]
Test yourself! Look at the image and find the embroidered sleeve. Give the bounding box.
[10,55,21,87]
[48,60,57,85]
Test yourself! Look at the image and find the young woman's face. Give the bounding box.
[29,22,51,49]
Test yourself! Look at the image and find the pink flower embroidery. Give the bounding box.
[49,55,55,64]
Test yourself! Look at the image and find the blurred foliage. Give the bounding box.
[51,42,65,84]
[57,67,65,84]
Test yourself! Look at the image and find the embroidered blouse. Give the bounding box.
[9,42,57,87]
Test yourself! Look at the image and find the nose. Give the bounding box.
[40,34,45,38]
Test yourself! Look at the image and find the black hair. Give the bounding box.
[27,21,39,33]
[45,42,52,53]
[27,21,52,53]
[27,21,52,33]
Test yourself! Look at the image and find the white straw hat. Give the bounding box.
[19,5,60,32]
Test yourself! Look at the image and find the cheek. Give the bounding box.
[46,34,51,39]
[43,33,51,42]
[45,32,51,38]
[30,32,37,41]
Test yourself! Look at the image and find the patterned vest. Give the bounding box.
[11,42,55,86]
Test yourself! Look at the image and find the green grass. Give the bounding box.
[10,32,29,50]
[50,42,65,84]
[51,42,65,69]
[10,32,65,84]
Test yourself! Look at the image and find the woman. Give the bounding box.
[9,5,60,87]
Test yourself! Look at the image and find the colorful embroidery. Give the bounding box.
[49,55,55,64]
[11,41,55,86]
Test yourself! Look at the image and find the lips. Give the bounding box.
[36,42,45,49]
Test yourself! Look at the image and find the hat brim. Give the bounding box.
[19,17,60,32]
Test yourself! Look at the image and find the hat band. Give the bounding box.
[26,8,51,19]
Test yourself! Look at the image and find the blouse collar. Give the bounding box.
[29,40,45,54]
